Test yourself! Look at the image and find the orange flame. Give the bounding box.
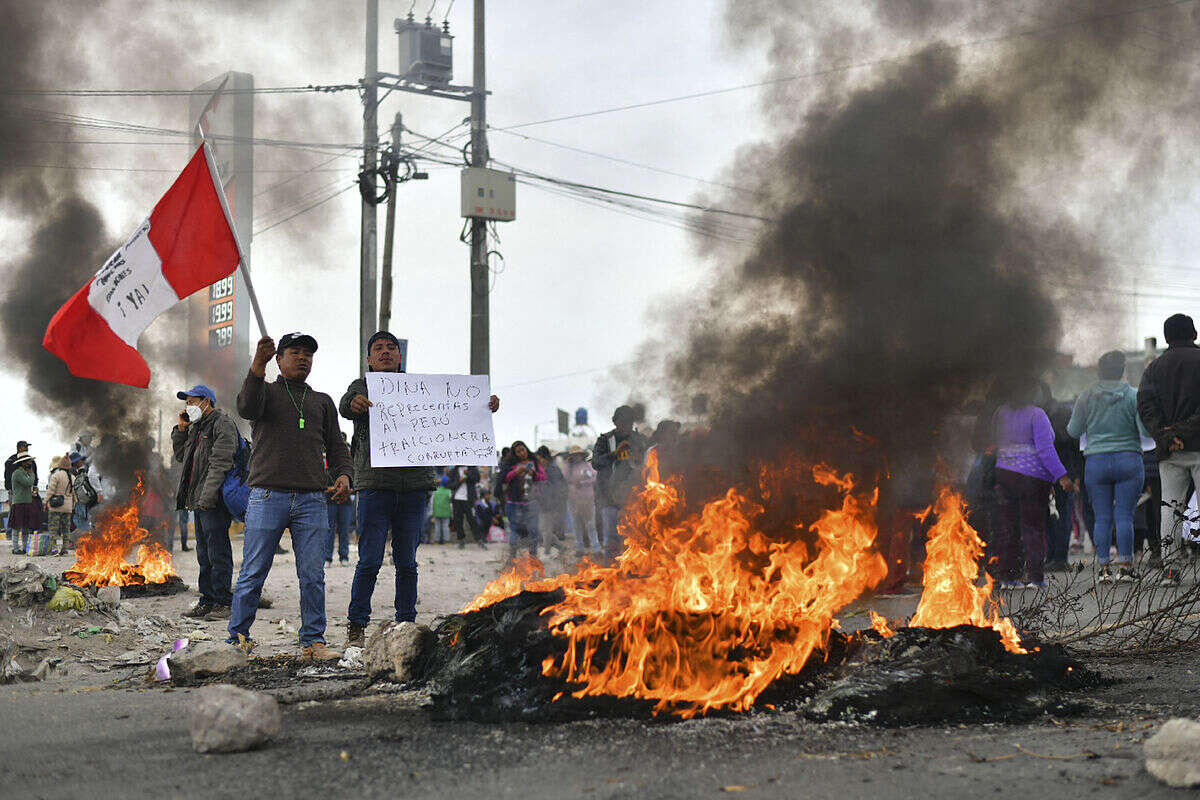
[869,610,895,637]
[909,486,1025,653]
[462,555,550,613]
[63,473,177,588]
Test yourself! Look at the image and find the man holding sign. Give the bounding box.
[340,330,500,646]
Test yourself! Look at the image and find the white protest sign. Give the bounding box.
[365,373,496,467]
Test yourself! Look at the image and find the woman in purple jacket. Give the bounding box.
[992,378,1075,588]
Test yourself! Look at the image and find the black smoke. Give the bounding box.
[654,0,1200,514]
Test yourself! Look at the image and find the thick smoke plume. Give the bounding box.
[656,0,1200,513]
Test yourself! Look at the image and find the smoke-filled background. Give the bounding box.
[2,0,1199,506]
[628,0,1200,511]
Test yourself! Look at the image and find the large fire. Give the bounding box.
[63,474,177,588]
[465,452,1024,718]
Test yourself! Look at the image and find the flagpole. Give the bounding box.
[199,135,268,339]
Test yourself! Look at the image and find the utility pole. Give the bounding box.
[379,113,401,332]
[359,0,379,375]
[469,0,490,376]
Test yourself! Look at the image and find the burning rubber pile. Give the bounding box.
[416,455,1094,724]
[63,475,186,597]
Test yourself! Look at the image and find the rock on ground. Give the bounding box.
[189,684,281,754]
[169,641,247,683]
[1144,717,1200,788]
[363,621,433,682]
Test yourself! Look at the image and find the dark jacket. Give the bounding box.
[1137,344,1200,457]
[171,408,240,510]
[447,466,481,504]
[238,372,352,491]
[537,460,568,513]
[592,428,649,508]
[339,376,437,493]
[4,453,36,493]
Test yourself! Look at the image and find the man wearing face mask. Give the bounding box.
[171,384,239,620]
[229,332,352,661]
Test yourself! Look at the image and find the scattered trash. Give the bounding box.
[74,626,103,639]
[1,561,58,606]
[338,646,364,670]
[46,586,86,612]
[189,684,281,753]
[154,638,190,682]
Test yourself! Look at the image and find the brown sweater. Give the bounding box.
[237,372,352,491]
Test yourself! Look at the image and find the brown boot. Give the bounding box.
[346,622,366,648]
[301,641,342,661]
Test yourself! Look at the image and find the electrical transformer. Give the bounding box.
[394,14,453,86]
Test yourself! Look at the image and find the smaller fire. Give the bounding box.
[64,473,177,588]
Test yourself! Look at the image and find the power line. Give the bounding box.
[253,183,355,237]
[0,84,357,97]
[492,0,1199,130]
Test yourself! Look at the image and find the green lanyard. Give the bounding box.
[283,379,309,429]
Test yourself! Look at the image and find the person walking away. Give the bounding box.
[448,465,484,548]
[591,406,649,563]
[44,455,75,555]
[992,376,1074,589]
[475,489,503,542]
[500,441,545,561]
[68,453,95,534]
[172,384,240,620]
[1137,313,1200,586]
[535,446,568,555]
[9,454,38,554]
[1067,351,1149,583]
[431,479,453,544]
[565,446,598,555]
[228,333,351,660]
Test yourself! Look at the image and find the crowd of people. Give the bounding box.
[12,313,1200,663]
[960,312,1200,592]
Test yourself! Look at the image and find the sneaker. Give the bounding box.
[301,642,342,661]
[347,622,366,647]
[1096,567,1114,584]
[1160,569,1181,587]
[183,601,215,618]
[458,541,466,550]
[204,605,232,620]
[998,580,1022,590]
[1025,580,1048,589]
[1116,567,1138,583]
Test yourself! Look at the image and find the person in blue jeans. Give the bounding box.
[228,332,352,661]
[325,495,353,565]
[1067,350,1149,583]
[339,331,500,646]
[499,441,546,561]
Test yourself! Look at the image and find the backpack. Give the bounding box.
[73,471,99,509]
[219,434,253,521]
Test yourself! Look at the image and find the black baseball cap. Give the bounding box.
[276,332,318,355]
[16,440,30,449]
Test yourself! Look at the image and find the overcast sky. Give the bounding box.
[1,0,1196,469]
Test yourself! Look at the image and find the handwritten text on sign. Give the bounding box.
[366,373,496,467]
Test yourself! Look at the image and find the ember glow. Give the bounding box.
[64,473,177,588]
[465,451,1028,717]
[909,486,1025,654]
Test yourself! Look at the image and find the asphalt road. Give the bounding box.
[1,649,1196,800]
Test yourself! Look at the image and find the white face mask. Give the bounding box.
[185,405,203,423]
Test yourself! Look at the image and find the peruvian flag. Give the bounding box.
[43,144,239,388]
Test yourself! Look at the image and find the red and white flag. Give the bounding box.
[43,144,240,388]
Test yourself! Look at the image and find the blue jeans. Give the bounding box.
[228,489,330,646]
[195,505,233,606]
[325,501,352,561]
[505,502,539,558]
[1085,451,1145,566]
[348,489,427,626]
[73,503,90,533]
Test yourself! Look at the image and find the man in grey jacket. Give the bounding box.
[171,384,239,619]
[341,331,499,645]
